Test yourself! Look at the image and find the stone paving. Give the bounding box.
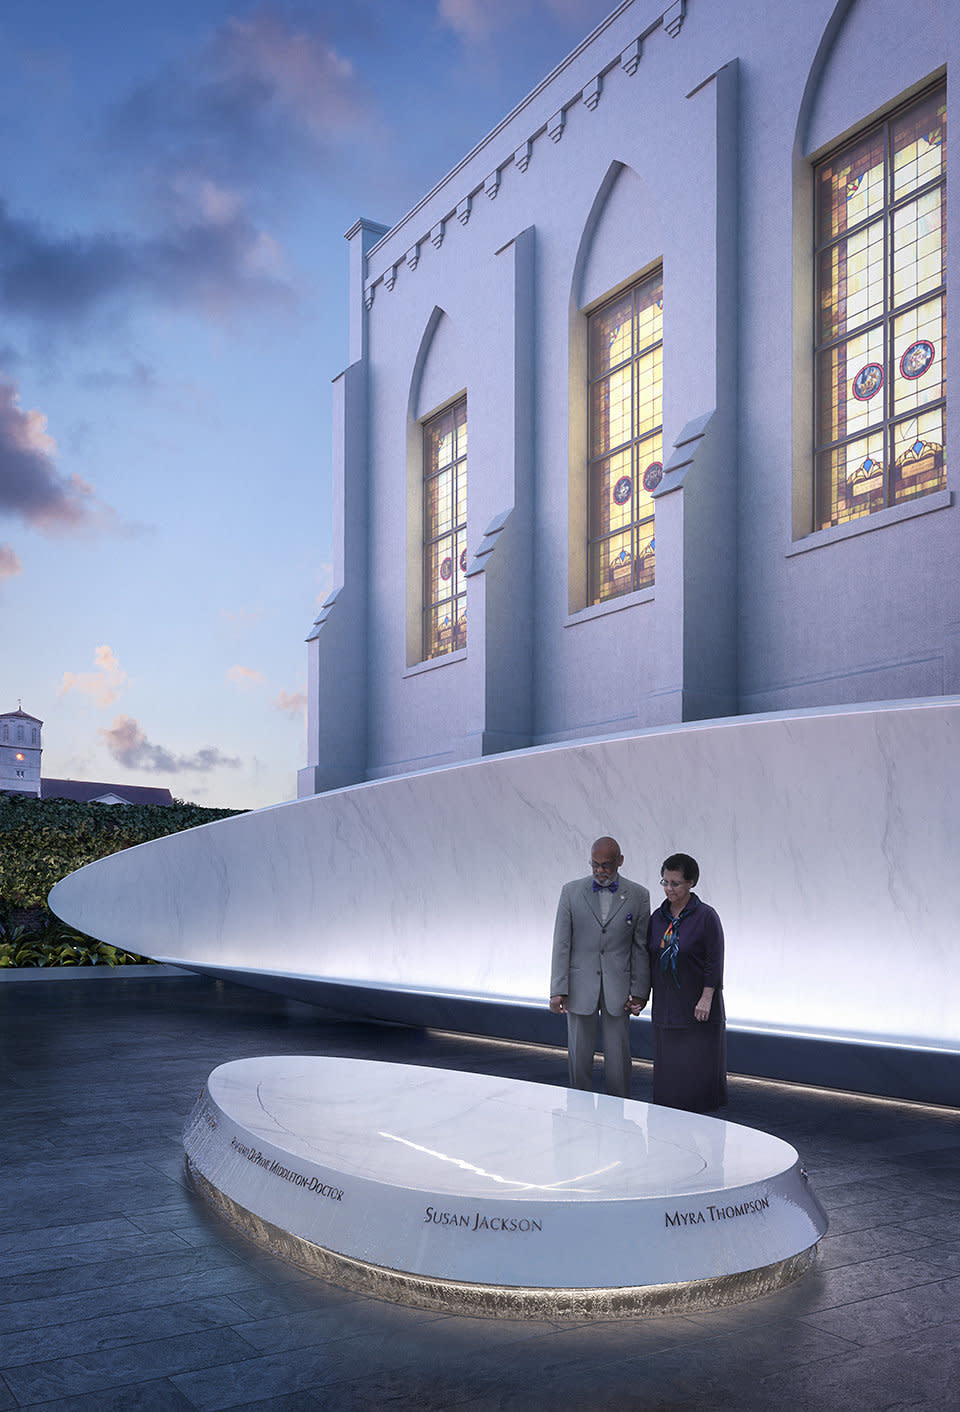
[1,971,958,1410]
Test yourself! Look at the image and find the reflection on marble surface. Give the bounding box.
[184,1056,827,1292]
[51,699,960,1050]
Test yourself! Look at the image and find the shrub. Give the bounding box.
[0,793,244,966]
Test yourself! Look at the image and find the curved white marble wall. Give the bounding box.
[50,699,960,1051]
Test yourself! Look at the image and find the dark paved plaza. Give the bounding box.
[1,970,958,1410]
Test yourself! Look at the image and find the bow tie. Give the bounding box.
[593,880,619,892]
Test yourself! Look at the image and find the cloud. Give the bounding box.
[110,8,366,192]
[215,8,362,143]
[0,198,292,329]
[437,0,498,38]
[273,688,307,719]
[100,714,241,773]
[0,542,21,579]
[78,360,162,395]
[437,0,605,41]
[227,664,265,690]
[219,605,266,639]
[59,644,129,708]
[0,377,112,533]
[0,10,375,339]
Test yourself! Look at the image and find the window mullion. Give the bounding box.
[812,81,945,531]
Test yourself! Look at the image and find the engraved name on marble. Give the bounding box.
[665,1196,770,1228]
[424,1206,543,1233]
[229,1135,344,1199]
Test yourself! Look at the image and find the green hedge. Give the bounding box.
[0,793,244,966]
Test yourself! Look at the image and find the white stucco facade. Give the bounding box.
[299,0,957,796]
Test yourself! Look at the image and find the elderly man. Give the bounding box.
[549,836,651,1098]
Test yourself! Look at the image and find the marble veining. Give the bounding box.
[51,699,960,1050]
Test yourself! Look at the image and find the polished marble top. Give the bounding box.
[207,1056,798,1201]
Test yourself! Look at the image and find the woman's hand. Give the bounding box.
[694,987,714,1022]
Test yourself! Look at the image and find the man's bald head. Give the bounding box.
[590,836,624,880]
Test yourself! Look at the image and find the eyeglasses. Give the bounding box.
[590,859,617,872]
[660,878,689,889]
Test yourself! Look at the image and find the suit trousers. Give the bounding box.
[566,985,632,1097]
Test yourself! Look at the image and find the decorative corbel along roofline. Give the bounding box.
[360,1,686,311]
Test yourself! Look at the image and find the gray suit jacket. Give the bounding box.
[550,875,651,1015]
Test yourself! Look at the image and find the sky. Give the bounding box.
[0,0,616,809]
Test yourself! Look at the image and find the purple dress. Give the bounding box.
[647,895,727,1112]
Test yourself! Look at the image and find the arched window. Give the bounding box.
[587,268,662,603]
[814,83,945,529]
[422,397,467,658]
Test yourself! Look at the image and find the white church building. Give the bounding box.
[298,0,954,796]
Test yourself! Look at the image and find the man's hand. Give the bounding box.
[625,994,648,1015]
[549,994,567,1014]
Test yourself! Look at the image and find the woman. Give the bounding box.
[647,853,727,1112]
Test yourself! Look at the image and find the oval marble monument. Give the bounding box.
[184,1056,828,1316]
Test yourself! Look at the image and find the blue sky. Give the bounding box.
[1,0,614,808]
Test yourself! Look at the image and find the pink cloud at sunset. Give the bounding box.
[273,689,307,720]
[219,607,266,636]
[227,664,266,690]
[59,645,130,708]
[0,542,22,580]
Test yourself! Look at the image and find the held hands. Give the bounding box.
[550,994,648,1015]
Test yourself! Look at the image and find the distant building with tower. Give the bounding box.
[0,704,173,806]
[0,706,42,796]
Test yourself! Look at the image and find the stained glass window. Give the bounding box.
[422,397,467,659]
[587,270,663,603]
[814,85,946,530]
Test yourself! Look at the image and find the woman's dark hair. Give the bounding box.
[661,852,699,885]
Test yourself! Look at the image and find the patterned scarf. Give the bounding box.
[659,894,699,987]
